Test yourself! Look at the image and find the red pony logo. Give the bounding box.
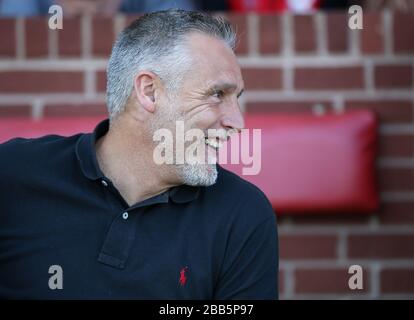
[179,266,188,286]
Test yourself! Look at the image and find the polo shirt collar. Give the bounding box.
[169,184,200,204]
[75,119,200,204]
[75,119,108,181]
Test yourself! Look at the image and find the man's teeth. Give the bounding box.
[205,138,223,149]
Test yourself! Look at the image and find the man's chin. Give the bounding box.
[177,163,218,187]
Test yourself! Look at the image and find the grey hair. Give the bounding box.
[106,9,236,120]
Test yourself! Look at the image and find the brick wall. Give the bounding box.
[0,10,413,299]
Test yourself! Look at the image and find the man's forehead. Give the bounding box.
[184,32,243,88]
[186,32,236,62]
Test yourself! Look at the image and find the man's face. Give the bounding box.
[153,32,245,187]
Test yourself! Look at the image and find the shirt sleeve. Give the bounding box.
[213,197,279,300]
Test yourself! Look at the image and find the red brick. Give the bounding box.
[378,168,414,192]
[279,235,337,260]
[345,100,413,124]
[361,13,384,54]
[0,19,15,57]
[294,15,316,53]
[0,71,83,93]
[326,13,348,53]
[393,13,414,53]
[227,14,248,55]
[381,269,414,293]
[58,17,81,56]
[294,67,364,90]
[295,268,369,294]
[348,234,414,259]
[96,71,107,93]
[44,103,107,117]
[92,17,114,57]
[374,64,413,89]
[379,134,414,157]
[259,15,281,55]
[245,101,330,113]
[25,18,49,58]
[242,68,282,90]
[379,201,414,224]
[0,105,31,117]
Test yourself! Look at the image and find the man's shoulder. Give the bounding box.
[0,134,82,174]
[215,165,267,199]
[0,134,80,156]
[206,165,275,222]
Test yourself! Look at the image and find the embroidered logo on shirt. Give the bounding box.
[179,266,188,286]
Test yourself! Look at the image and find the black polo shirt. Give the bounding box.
[0,119,278,299]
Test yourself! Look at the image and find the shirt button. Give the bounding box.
[101,180,108,187]
[122,212,129,220]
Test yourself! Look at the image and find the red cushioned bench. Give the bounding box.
[221,110,379,214]
[0,111,379,214]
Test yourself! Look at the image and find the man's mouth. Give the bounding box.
[204,129,237,150]
[204,137,223,150]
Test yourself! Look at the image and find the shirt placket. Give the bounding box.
[97,179,170,269]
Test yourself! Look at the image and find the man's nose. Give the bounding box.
[220,101,245,132]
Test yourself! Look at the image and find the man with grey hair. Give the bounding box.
[0,10,278,299]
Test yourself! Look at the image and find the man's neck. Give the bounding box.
[95,121,177,207]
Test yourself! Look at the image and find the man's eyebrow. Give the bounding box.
[207,83,244,97]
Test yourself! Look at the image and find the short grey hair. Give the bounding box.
[106,9,236,120]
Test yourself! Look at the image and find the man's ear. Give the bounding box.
[133,71,157,113]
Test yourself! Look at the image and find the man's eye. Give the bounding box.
[212,90,225,99]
